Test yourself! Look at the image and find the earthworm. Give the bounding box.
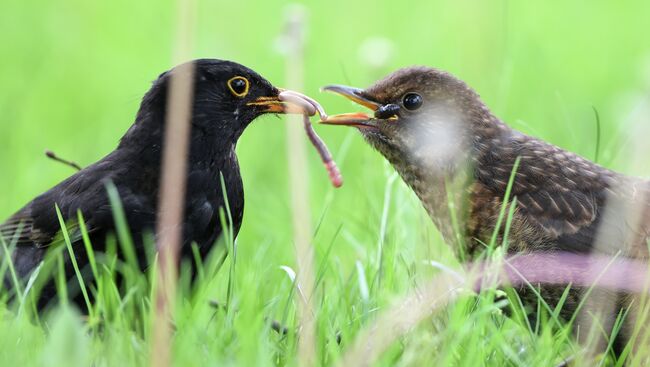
[278,90,342,188]
[302,114,343,188]
[279,90,328,120]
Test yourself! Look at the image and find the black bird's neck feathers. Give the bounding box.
[118,66,245,171]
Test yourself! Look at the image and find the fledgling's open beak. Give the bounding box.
[319,85,382,128]
[321,85,381,111]
[247,89,325,116]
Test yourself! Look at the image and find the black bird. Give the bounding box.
[0,59,309,305]
[321,67,650,355]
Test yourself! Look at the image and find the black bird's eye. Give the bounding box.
[227,76,250,97]
[402,93,423,110]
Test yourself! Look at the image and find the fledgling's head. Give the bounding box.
[322,67,501,173]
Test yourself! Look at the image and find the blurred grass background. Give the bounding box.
[3,0,650,264]
[1,0,650,365]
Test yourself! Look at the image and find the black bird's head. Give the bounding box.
[123,59,310,149]
[321,66,502,174]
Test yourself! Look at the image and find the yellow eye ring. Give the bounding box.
[227,76,250,97]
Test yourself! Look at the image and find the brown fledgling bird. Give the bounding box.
[321,66,650,356]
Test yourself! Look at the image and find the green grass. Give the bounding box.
[2,0,650,366]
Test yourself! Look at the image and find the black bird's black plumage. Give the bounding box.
[1,59,291,305]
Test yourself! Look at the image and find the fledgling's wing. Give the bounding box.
[476,133,639,253]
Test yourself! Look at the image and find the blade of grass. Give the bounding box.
[55,205,93,315]
[0,235,23,302]
[105,182,138,271]
[371,172,398,295]
[55,250,68,307]
[592,106,602,164]
[489,156,521,248]
[77,210,99,282]
[218,173,236,309]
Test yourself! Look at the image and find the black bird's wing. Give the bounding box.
[1,151,156,250]
[0,206,54,248]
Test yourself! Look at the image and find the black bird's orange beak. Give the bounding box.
[319,85,382,128]
[247,89,324,116]
[246,96,287,113]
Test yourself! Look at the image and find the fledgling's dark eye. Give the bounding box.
[402,93,423,110]
[227,76,250,97]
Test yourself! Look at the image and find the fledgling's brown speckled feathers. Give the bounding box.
[322,66,650,354]
[326,66,650,260]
